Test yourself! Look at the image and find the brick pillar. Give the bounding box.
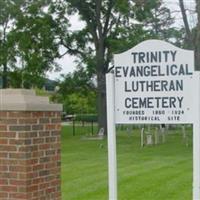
[0,89,62,200]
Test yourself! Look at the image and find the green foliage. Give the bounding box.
[52,68,97,114]
[35,88,51,97]
[107,25,151,54]
[55,0,172,132]
[0,0,20,87]
[14,0,61,88]
[0,0,61,88]
[60,0,163,69]
[66,92,96,114]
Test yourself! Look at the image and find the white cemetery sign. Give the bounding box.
[106,39,200,200]
[114,40,196,124]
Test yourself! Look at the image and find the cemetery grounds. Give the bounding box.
[61,124,192,200]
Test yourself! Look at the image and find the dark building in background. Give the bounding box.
[44,78,58,91]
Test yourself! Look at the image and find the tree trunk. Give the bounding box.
[2,63,8,88]
[195,0,200,70]
[179,0,194,49]
[97,71,107,135]
[96,42,107,135]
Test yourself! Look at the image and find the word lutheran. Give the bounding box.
[114,40,195,124]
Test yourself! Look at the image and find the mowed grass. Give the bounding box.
[61,125,193,200]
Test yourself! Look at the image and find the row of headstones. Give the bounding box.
[140,125,189,147]
[95,125,189,146]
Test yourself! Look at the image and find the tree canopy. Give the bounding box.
[0,0,61,88]
[0,0,193,134]
[52,68,97,114]
[52,0,178,133]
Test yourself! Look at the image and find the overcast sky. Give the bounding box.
[47,0,196,80]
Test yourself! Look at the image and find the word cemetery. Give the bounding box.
[114,40,197,124]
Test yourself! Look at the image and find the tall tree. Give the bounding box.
[14,0,60,88]
[179,0,194,49]
[179,0,200,69]
[54,0,161,133]
[145,0,174,39]
[0,0,61,88]
[0,0,20,88]
[195,0,200,70]
[179,0,200,71]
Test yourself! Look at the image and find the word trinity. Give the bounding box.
[131,50,177,63]
[114,40,195,124]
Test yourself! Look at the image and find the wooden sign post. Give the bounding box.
[106,39,200,200]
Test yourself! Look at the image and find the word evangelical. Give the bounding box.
[115,64,192,78]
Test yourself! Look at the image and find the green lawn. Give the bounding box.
[61,125,193,200]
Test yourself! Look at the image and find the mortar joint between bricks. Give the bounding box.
[15,132,19,139]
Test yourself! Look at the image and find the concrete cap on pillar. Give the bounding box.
[0,89,62,111]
